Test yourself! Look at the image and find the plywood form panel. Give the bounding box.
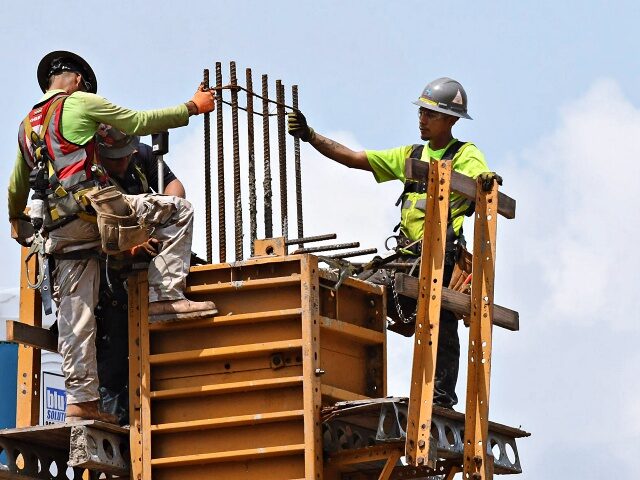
[150,318,302,354]
[152,358,303,391]
[152,420,304,458]
[320,279,386,332]
[187,285,302,316]
[151,385,304,424]
[188,255,302,282]
[152,454,305,480]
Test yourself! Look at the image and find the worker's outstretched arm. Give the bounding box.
[288,111,371,172]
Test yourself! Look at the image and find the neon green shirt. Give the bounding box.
[366,139,489,241]
[9,90,189,219]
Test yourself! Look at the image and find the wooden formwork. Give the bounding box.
[128,253,386,480]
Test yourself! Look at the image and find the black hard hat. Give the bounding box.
[413,77,472,120]
[37,50,97,94]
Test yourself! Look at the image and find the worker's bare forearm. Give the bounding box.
[309,132,371,171]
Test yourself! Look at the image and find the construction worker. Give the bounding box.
[93,127,186,424]
[288,77,499,408]
[8,50,217,422]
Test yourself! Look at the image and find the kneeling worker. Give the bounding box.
[94,127,186,424]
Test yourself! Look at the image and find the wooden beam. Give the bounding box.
[378,450,402,480]
[128,272,143,480]
[463,176,498,480]
[406,160,450,467]
[393,274,519,331]
[300,255,323,480]
[6,321,57,352]
[16,246,42,427]
[326,444,404,467]
[405,158,516,219]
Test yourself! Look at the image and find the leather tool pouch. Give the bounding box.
[87,187,149,254]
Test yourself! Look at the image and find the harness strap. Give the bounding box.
[22,95,67,163]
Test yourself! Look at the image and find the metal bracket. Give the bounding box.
[323,398,527,475]
[68,425,129,476]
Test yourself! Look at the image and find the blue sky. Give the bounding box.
[2,1,640,478]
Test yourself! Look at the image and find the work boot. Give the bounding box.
[148,298,218,323]
[66,400,119,424]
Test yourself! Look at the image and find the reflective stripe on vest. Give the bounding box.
[19,94,96,192]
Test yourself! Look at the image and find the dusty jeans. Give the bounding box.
[48,194,194,404]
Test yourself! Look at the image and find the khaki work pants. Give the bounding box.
[48,194,194,404]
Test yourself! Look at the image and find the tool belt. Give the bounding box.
[85,186,149,255]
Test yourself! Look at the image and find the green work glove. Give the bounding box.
[478,172,503,192]
[287,110,315,142]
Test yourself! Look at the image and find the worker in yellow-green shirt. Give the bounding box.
[288,77,499,408]
[9,50,218,423]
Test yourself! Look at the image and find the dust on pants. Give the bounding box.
[52,256,101,404]
[46,193,194,405]
[124,194,194,302]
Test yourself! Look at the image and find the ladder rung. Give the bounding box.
[319,317,385,344]
[151,375,304,400]
[151,443,306,467]
[149,339,304,365]
[149,308,303,331]
[151,409,305,434]
[185,275,301,294]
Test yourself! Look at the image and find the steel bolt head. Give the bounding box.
[418,439,426,448]
[474,455,483,465]
[417,456,424,465]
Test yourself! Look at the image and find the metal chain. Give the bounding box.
[391,269,417,325]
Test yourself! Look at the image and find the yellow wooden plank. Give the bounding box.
[406,159,451,467]
[148,307,302,331]
[149,339,303,365]
[151,375,304,400]
[327,444,404,467]
[300,255,323,480]
[185,274,301,294]
[128,273,143,480]
[319,316,385,345]
[16,246,42,427]
[463,176,499,480]
[151,409,305,433]
[379,450,402,480]
[189,254,303,273]
[151,443,306,468]
[138,272,152,480]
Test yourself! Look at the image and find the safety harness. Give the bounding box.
[19,94,104,312]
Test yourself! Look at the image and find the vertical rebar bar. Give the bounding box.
[262,75,273,238]
[203,69,212,263]
[276,80,288,240]
[292,85,303,246]
[246,68,257,256]
[215,62,226,263]
[230,62,243,260]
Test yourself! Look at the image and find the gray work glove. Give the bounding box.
[287,110,315,142]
